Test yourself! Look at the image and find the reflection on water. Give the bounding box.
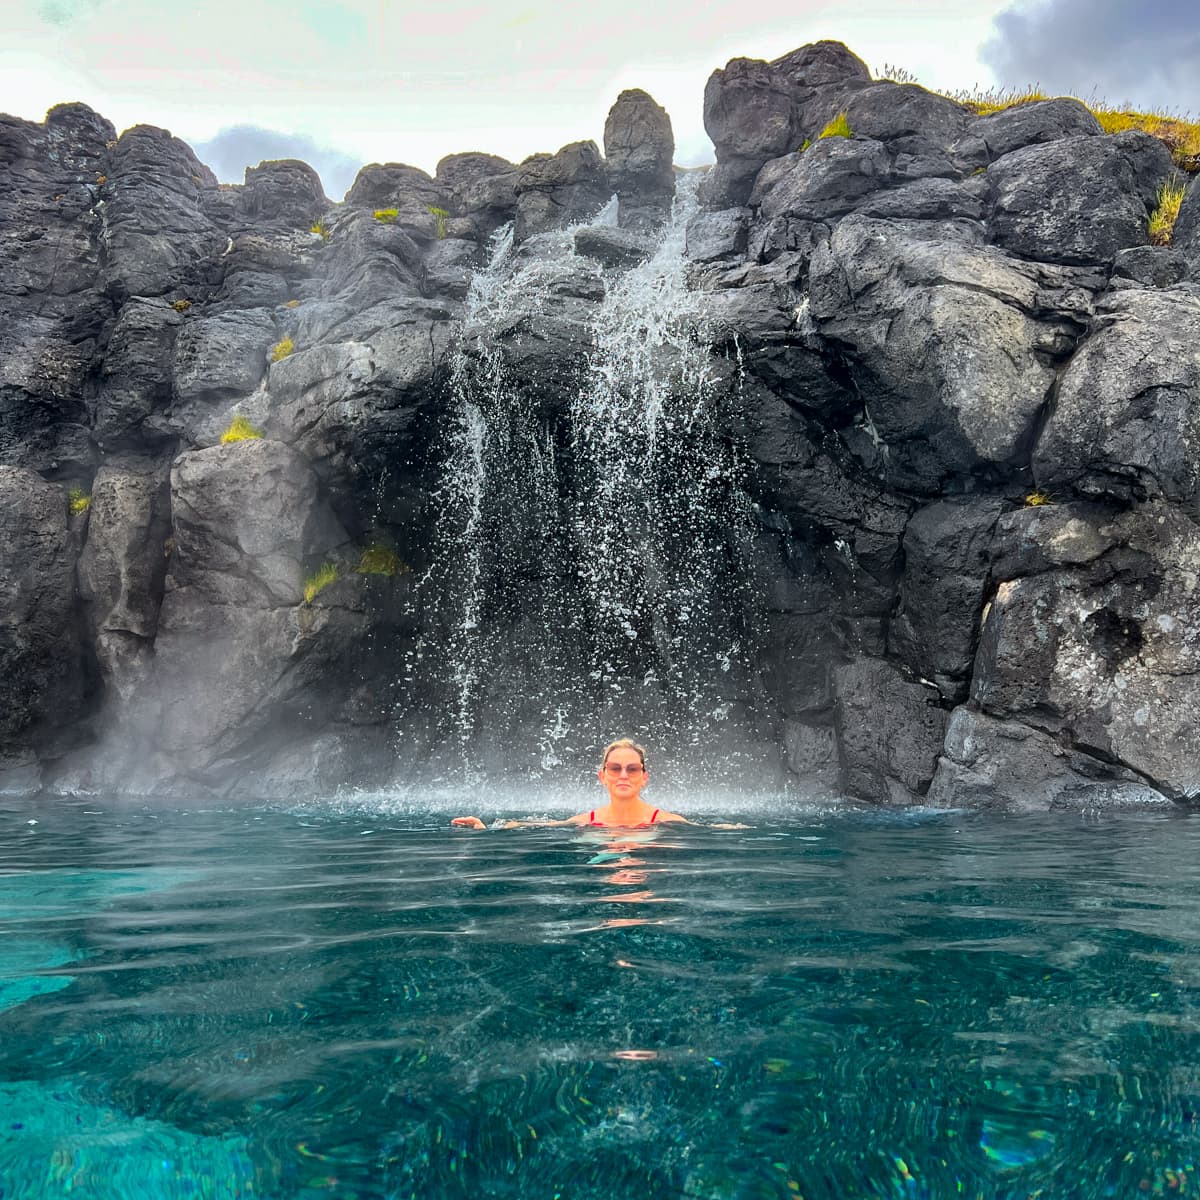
[0,798,1198,1199]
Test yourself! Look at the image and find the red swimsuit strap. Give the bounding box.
[589,810,597,824]
[650,808,659,824]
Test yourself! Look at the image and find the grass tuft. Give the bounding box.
[303,562,339,605]
[310,219,330,240]
[356,544,407,576]
[428,206,449,238]
[950,85,1049,116]
[1024,491,1054,507]
[1149,179,1188,245]
[68,486,91,515]
[373,208,399,224]
[220,415,264,444]
[818,111,852,140]
[905,69,1200,172]
[270,336,295,363]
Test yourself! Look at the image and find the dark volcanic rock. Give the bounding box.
[1033,287,1200,507]
[685,208,750,262]
[574,225,654,268]
[514,141,610,242]
[807,214,1086,491]
[94,299,182,449]
[834,658,948,805]
[77,463,171,713]
[971,502,1200,799]
[751,137,892,220]
[0,468,84,763]
[891,497,1005,701]
[103,124,225,302]
[603,89,675,231]
[239,159,328,227]
[700,41,871,207]
[1111,245,1188,288]
[437,153,519,239]
[986,131,1175,265]
[1172,172,1200,274]
[843,82,969,158]
[950,97,1101,171]
[928,707,1171,811]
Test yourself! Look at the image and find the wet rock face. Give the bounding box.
[2,39,1199,808]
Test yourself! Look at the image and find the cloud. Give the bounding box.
[982,0,1200,111]
[191,126,364,200]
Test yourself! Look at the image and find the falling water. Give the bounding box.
[404,179,774,786]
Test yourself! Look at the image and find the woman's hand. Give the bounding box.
[451,816,486,830]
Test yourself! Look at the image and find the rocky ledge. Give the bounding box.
[2,42,1199,809]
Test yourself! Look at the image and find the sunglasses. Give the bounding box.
[604,763,645,776]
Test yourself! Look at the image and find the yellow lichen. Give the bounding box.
[283,298,301,309]
[1149,179,1187,245]
[356,544,407,576]
[220,415,264,444]
[373,208,399,224]
[68,486,91,515]
[270,336,295,363]
[171,299,192,313]
[303,562,339,605]
[1024,491,1054,507]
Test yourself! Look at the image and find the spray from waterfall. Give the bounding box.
[400,180,771,787]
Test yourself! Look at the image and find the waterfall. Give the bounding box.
[402,180,773,787]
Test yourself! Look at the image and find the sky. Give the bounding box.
[2,0,1197,200]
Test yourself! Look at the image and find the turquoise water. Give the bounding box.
[1,798,1198,1199]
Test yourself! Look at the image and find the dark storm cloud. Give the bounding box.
[192,126,363,201]
[982,0,1200,110]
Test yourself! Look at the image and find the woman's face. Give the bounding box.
[598,748,647,802]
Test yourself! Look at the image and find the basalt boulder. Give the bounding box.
[513,141,610,242]
[103,124,225,302]
[950,97,1101,172]
[238,159,328,228]
[986,131,1175,265]
[1033,286,1200,508]
[603,89,675,231]
[807,214,1094,492]
[970,501,1200,800]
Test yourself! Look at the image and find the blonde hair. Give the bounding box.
[601,738,646,768]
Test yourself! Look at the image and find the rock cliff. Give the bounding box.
[2,43,1198,809]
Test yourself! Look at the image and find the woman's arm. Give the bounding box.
[450,814,590,830]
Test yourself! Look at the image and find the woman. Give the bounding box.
[451,738,690,830]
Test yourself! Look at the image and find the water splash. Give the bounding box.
[405,181,771,785]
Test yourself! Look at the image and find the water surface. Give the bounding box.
[1,798,1197,1198]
